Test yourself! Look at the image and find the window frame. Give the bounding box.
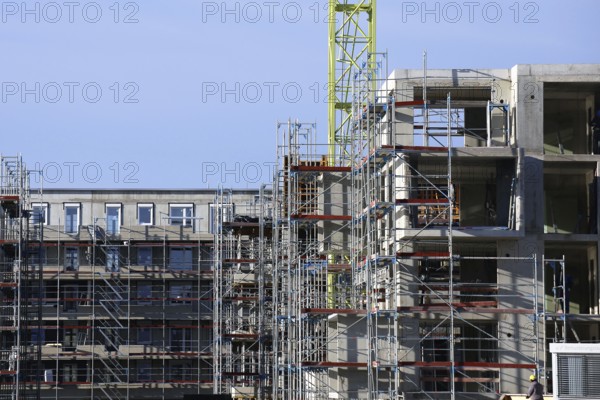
[63,203,81,234]
[169,328,193,352]
[137,360,152,382]
[137,247,152,267]
[137,282,152,305]
[64,247,79,271]
[62,284,78,312]
[199,246,213,272]
[169,203,194,228]
[169,284,192,304]
[29,328,45,345]
[105,203,122,235]
[169,247,193,271]
[29,247,47,269]
[137,203,154,226]
[62,362,78,383]
[106,246,120,272]
[169,361,193,380]
[137,327,152,345]
[31,202,49,226]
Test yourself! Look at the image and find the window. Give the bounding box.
[137,247,152,266]
[137,327,152,344]
[169,247,193,271]
[29,328,45,345]
[29,247,46,269]
[137,203,154,225]
[64,247,79,271]
[62,327,78,350]
[169,328,193,352]
[31,203,49,225]
[44,281,58,306]
[169,204,194,227]
[62,363,78,382]
[169,284,192,304]
[199,246,213,271]
[106,246,120,272]
[62,285,78,311]
[137,283,152,305]
[64,203,80,234]
[208,204,216,234]
[27,283,44,306]
[137,360,151,382]
[169,361,193,380]
[106,203,121,235]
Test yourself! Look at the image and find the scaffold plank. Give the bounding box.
[396,198,450,205]
[291,214,351,221]
[0,195,19,201]
[381,144,449,153]
[301,308,368,315]
[420,377,499,383]
[291,165,351,172]
[398,301,498,312]
[397,251,450,259]
[418,285,499,293]
[394,100,426,107]
[301,361,368,368]
[328,264,352,271]
[399,361,537,369]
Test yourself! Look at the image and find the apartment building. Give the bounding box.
[0,183,264,399]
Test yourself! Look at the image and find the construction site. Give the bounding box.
[2,2,600,400]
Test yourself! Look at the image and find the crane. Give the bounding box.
[328,0,376,164]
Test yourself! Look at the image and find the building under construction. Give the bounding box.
[0,183,266,399]
[2,63,600,399]
[266,62,600,399]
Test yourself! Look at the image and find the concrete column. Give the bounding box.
[398,316,420,395]
[512,65,544,152]
[497,239,544,394]
[392,78,415,147]
[395,157,412,236]
[595,162,600,315]
[318,172,351,258]
[328,315,369,397]
[523,156,544,233]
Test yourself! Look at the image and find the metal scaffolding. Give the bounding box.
[349,59,544,399]
[213,188,273,399]
[0,155,42,400]
[23,202,216,399]
[89,217,131,400]
[268,55,546,400]
[350,53,400,399]
[273,120,356,399]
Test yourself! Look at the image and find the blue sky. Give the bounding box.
[1,0,598,189]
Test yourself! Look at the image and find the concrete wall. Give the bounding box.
[381,64,600,397]
[26,188,260,399]
[38,189,259,234]
[318,172,351,258]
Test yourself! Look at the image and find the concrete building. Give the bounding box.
[1,63,600,400]
[0,182,267,399]
[271,64,600,399]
